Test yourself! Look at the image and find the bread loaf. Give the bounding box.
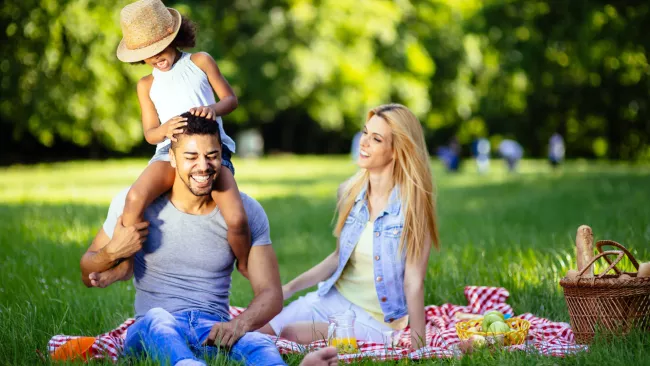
[638,262,650,278]
[575,225,594,277]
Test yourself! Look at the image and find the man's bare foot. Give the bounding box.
[299,347,338,366]
[89,259,133,288]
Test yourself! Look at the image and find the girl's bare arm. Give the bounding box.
[191,52,238,116]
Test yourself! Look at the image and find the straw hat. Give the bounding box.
[116,0,182,62]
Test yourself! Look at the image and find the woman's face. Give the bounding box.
[357,114,394,170]
[143,46,178,72]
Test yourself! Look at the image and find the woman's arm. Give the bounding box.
[404,237,432,350]
[282,244,340,300]
[191,52,238,117]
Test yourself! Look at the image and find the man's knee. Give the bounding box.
[142,307,176,328]
[237,332,275,349]
[231,332,284,366]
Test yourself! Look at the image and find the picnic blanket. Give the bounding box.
[48,286,587,362]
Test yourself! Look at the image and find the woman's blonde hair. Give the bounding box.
[335,104,439,262]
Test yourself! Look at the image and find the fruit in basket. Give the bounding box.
[487,321,511,333]
[470,334,487,347]
[486,334,505,347]
[484,310,505,320]
[482,314,503,331]
[467,326,480,333]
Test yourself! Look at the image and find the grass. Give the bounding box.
[0,156,649,365]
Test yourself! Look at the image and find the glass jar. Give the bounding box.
[327,309,358,354]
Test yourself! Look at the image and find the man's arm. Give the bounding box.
[203,245,282,347]
[80,216,149,287]
[234,245,283,330]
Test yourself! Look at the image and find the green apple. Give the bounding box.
[484,310,505,320]
[482,314,503,331]
[487,321,511,333]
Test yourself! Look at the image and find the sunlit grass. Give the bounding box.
[1,156,649,365]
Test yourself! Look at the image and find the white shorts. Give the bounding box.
[269,287,394,343]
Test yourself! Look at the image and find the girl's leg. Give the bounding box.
[119,161,175,280]
[123,161,176,226]
[211,167,251,278]
[88,258,134,288]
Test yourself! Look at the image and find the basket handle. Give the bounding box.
[595,240,640,273]
[578,250,625,278]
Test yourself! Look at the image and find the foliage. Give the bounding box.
[1,0,649,158]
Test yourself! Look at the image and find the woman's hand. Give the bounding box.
[164,116,188,142]
[189,106,217,120]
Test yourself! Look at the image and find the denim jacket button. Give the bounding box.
[381,296,387,302]
[376,276,382,282]
[393,229,398,235]
[374,255,380,261]
[375,232,380,237]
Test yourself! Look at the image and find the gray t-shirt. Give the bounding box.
[103,188,272,319]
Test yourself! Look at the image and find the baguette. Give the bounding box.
[575,225,594,277]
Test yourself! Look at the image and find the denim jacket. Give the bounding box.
[318,184,407,323]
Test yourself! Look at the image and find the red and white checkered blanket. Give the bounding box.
[48,286,587,362]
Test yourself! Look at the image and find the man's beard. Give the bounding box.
[179,169,217,196]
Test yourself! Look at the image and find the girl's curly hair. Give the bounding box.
[129,16,197,65]
[171,15,197,49]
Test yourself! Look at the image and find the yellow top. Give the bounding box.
[335,222,408,330]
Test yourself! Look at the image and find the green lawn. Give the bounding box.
[1,156,649,365]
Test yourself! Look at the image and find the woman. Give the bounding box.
[259,104,439,350]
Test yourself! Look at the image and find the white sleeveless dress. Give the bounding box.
[148,52,236,164]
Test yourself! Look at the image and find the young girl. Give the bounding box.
[110,0,250,280]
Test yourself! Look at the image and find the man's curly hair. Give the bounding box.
[170,112,221,150]
[130,16,197,65]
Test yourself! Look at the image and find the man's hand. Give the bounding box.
[104,216,149,262]
[189,106,217,121]
[202,320,250,348]
[89,258,134,288]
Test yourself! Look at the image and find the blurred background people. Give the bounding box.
[437,136,461,173]
[548,133,565,168]
[498,139,523,173]
[473,137,491,174]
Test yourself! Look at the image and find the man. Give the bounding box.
[80,113,337,366]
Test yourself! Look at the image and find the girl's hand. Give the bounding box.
[189,106,217,120]
[164,116,188,142]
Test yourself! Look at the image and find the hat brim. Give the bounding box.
[116,8,182,63]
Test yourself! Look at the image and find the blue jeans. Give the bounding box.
[124,308,285,366]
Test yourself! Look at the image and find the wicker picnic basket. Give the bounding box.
[559,240,650,344]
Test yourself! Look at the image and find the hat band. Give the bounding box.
[126,25,175,50]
